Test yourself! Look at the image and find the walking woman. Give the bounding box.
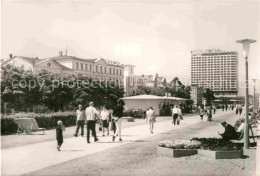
[199,107,204,120]
[207,107,212,121]
[177,105,182,125]
[212,105,216,114]
[101,105,110,136]
[146,107,156,134]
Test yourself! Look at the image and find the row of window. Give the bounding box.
[75,62,122,76]
[191,56,237,59]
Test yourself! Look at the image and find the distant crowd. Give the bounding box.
[55,101,259,151]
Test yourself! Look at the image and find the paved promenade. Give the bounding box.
[256,124,260,176]
[0,111,247,175]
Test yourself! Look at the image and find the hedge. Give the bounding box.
[122,110,145,118]
[1,112,76,134]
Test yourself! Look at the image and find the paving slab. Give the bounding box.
[1,110,231,175]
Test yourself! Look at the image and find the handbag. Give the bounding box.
[179,115,183,120]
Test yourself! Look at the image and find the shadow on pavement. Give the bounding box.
[61,150,85,152]
[241,155,250,159]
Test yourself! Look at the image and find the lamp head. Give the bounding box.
[236,39,256,58]
[252,79,258,85]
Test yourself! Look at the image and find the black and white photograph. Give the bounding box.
[1,0,260,175]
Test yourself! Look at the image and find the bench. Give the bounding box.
[15,118,46,135]
[232,124,260,145]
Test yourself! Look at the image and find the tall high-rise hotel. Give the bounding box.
[191,49,238,99]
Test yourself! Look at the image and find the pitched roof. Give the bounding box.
[1,56,37,66]
[35,58,72,70]
[45,55,97,63]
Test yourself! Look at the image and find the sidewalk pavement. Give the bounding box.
[1,111,232,175]
[1,117,170,150]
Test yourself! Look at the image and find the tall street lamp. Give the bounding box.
[252,79,258,113]
[236,39,256,150]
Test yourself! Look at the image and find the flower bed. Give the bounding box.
[191,138,243,159]
[159,140,201,149]
[157,140,200,157]
[1,112,76,134]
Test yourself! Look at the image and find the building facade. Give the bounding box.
[124,65,136,95]
[1,51,124,86]
[190,85,203,106]
[123,69,167,96]
[191,49,239,104]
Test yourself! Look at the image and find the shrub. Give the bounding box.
[123,109,145,118]
[191,137,242,151]
[1,112,76,134]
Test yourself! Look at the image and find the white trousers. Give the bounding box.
[114,118,122,139]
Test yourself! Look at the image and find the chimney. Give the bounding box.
[59,51,63,56]
[65,50,67,56]
[35,57,39,60]
[9,54,13,59]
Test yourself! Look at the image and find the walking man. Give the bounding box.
[74,104,86,137]
[112,100,124,142]
[235,104,239,115]
[172,105,179,125]
[239,105,243,115]
[85,102,99,143]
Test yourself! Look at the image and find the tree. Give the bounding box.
[1,65,42,110]
[1,65,125,112]
[203,88,215,106]
[37,70,74,111]
[72,79,125,109]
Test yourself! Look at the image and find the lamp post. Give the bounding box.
[252,79,257,113]
[236,39,256,150]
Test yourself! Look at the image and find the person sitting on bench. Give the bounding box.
[218,121,238,141]
[236,121,245,139]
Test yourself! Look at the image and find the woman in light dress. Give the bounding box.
[146,107,156,134]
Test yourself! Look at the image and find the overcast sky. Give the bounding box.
[1,0,260,95]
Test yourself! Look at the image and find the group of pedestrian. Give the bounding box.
[56,100,124,151]
[221,104,236,112]
[171,105,183,125]
[235,104,243,115]
[198,105,215,121]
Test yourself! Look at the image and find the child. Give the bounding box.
[56,120,65,151]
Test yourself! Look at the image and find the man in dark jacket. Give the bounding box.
[218,121,238,141]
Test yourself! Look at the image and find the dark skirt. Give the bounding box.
[102,120,109,128]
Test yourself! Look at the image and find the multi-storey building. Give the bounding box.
[123,67,167,96]
[124,65,135,95]
[191,49,239,104]
[190,85,203,106]
[1,51,124,86]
